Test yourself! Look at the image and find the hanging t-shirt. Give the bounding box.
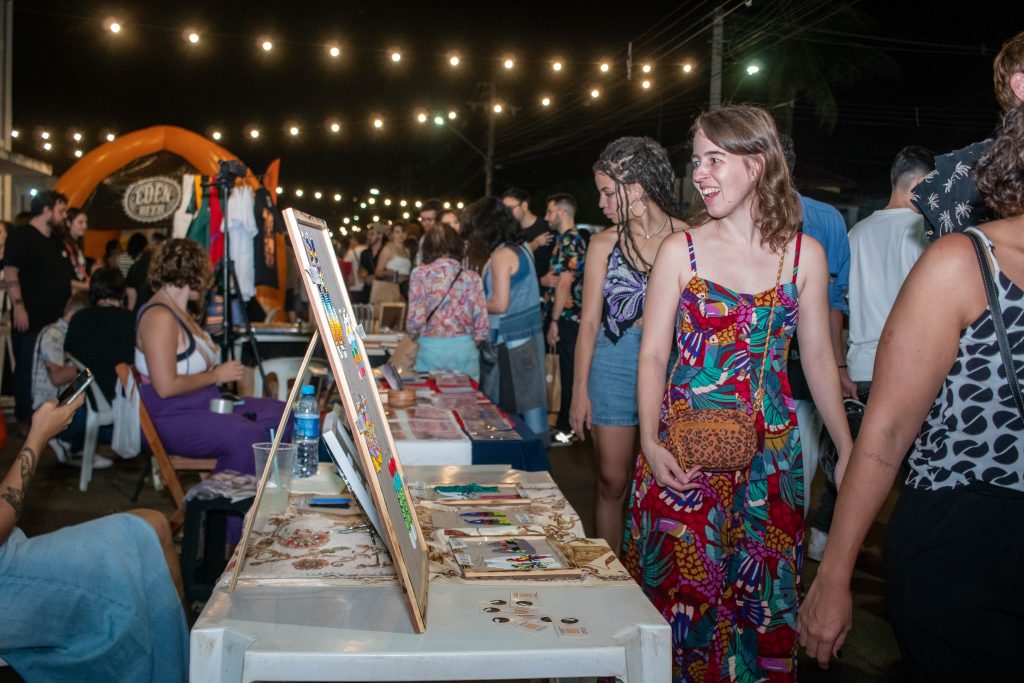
[226,185,258,300]
[252,187,280,288]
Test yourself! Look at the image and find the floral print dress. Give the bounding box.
[623,232,804,683]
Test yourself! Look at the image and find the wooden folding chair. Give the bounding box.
[116,364,217,531]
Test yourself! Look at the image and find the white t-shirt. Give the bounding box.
[846,208,928,381]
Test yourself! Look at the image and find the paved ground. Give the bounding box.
[0,427,905,682]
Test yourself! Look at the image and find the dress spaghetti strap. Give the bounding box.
[684,231,698,273]
[791,232,803,283]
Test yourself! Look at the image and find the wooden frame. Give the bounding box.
[283,209,429,633]
[376,302,406,333]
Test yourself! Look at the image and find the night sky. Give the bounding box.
[11,1,1023,224]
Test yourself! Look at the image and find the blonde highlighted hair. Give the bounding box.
[690,105,801,253]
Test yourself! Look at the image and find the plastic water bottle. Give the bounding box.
[293,385,320,478]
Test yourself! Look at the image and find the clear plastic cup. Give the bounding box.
[253,442,297,514]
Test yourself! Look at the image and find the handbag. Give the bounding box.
[545,345,561,411]
[388,268,463,373]
[111,370,142,459]
[967,229,1024,421]
[665,248,787,471]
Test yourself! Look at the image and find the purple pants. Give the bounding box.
[139,383,293,473]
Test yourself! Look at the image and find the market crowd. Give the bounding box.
[0,29,1022,683]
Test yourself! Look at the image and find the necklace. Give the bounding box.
[639,215,671,241]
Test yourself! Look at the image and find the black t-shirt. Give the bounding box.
[64,306,136,402]
[359,244,382,279]
[126,251,153,316]
[5,225,74,331]
[522,217,556,280]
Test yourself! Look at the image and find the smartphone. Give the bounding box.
[308,496,351,508]
[58,368,94,406]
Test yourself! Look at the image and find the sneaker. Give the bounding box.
[67,453,115,470]
[49,438,73,464]
[806,528,828,562]
[549,430,579,448]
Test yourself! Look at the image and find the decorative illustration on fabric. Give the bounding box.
[292,558,330,571]
[488,538,538,555]
[434,483,500,499]
[301,233,349,359]
[484,554,562,570]
[354,394,384,472]
[279,528,330,548]
[602,243,649,342]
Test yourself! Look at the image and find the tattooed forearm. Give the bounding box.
[868,454,899,471]
[1,447,37,521]
[1,486,24,520]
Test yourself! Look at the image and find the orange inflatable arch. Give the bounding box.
[54,125,285,319]
[54,124,252,207]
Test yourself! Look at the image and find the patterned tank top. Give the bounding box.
[601,241,648,343]
[907,228,1024,493]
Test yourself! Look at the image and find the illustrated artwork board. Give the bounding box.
[284,209,428,633]
[447,535,583,580]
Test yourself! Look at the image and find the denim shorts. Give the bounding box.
[588,326,641,426]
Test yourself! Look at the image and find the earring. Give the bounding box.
[629,198,647,218]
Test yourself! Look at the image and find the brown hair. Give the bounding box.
[147,238,212,291]
[421,225,464,264]
[994,32,1024,113]
[975,103,1024,218]
[690,105,801,253]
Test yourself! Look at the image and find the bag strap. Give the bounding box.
[966,229,1024,422]
[420,267,463,334]
[751,246,788,416]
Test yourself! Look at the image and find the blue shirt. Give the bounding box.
[799,194,850,314]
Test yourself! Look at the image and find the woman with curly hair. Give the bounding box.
[572,137,687,551]
[462,196,548,440]
[800,104,1024,681]
[134,238,291,475]
[624,106,851,682]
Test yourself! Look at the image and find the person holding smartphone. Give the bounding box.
[0,397,189,681]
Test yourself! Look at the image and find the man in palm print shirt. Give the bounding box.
[912,31,1024,239]
[541,193,586,445]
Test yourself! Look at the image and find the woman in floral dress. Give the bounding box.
[624,105,853,682]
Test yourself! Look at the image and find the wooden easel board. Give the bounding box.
[284,209,428,633]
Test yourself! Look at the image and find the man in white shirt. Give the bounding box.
[807,145,935,560]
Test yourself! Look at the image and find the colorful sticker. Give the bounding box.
[354,394,384,473]
[301,234,348,359]
[484,554,561,570]
[393,471,417,549]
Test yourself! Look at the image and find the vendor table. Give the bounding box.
[190,465,670,682]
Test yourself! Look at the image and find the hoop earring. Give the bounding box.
[629,198,647,218]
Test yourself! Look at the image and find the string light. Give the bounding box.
[402,211,410,219]
[416,112,428,124]
[74,149,82,158]
[746,64,761,75]
[295,189,304,197]
[551,60,563,72]
[443,201,451,209]
[541,96,551,107]
[448,110,457,120]
[681,63,694,74]
[492,103,503,114]
[40,131,50,140]
[328,45,341,58]
[456,201,464,209]
[368,197,376,205]
[188,32,200,44]
[503,57,514,70]
[360,202,367,208]
[390,51,402,62]
[276,187,283,194]
[105,19,122,34]
[373,117,384,129]
[433,115,444,125]
[399,200,407,207]
[43,142,52,151]
[599,62,610,73]
[329,121,341,133]
[72,132,82,142]
[314,191,322,199]
[249,128,259,139]
[9,130,17,138]
[414,200,422,208]
[261,39,273,52]
[372,215,380,222]
[641,79,651,89]
[641,63,653,74]
[343,217,351,224]
[106,133,116,141]
[289,126,300,136]
[590,88,601,98]
[369,188,380,195]
[448,53,460,67]
[212,131,222,140]
[334,193,342,201]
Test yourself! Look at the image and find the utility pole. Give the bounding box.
[484,81,495,196]
[710,6,724,109]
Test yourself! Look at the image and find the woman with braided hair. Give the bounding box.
[571,136,686,550]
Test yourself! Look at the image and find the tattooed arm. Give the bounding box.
[0,398,83,545]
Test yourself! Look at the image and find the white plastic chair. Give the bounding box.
[253,357,330,401]
[69,356,115,492]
